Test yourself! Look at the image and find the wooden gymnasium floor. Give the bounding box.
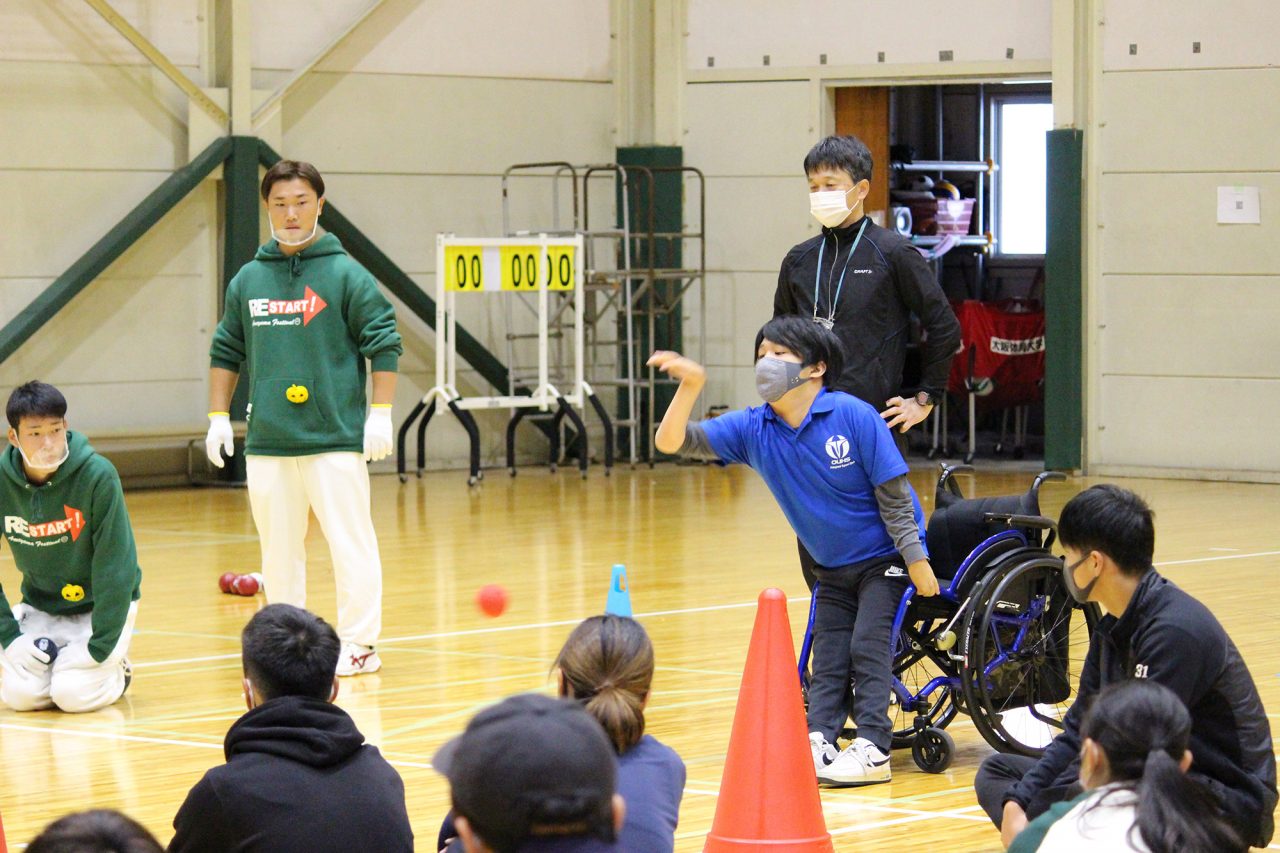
[0,462,1278,851]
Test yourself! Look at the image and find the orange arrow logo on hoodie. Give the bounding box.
[302,286,328,326]
[64,505,85,542]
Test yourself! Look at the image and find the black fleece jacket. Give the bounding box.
[773,216,960,407]
[1005,570,1277,848]
[169,695,414,853]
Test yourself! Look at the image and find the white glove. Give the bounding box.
[364,406,393,462]
[5,633,55,676]
[206,412,234,468]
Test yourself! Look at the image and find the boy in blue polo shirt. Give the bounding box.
[649,315,938,786]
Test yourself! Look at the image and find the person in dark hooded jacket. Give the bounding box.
[168,604,413,853]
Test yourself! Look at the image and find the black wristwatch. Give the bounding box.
[914,390,938,407]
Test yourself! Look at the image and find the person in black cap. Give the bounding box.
[434,692,626,852]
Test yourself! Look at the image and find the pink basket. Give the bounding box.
[935,198,974,235]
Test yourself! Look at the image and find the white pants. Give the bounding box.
[0,601,137,713]
[246,452,382,645]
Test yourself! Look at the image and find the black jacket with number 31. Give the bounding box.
[1005,569,1277,848]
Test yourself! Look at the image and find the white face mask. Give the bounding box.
[273,218,320,248]
[809,187,860,228]
[15,437,69,473]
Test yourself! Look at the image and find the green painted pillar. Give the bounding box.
[218,135,260,480]
[1044,130,1084,470]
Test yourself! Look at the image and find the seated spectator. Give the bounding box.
[1010,679,1244,852]
[437,616,685,852]
[435,692,625,852]
[27,809,163,853]
[975,485,1276,849]
[554,615,685,851]
[168,604,413,852]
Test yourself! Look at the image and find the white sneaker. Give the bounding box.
[336,643,381,676]
[818,736,892,786]
[810,731,837,774]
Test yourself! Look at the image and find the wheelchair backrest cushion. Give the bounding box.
[926,491,1039,580]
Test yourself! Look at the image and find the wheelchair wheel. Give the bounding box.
[890,621,960,748]
[960,554,1099,757]
[911,727,955,773]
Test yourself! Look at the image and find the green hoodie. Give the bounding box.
[209,234,403,456]
[0,431,142,662]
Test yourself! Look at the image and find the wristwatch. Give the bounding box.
[914,390,938,407]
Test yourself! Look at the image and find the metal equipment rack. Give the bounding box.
[500,161,706,465]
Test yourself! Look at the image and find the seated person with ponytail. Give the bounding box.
[553,615,685,852]
[1009,679,1244,852]
[438,615,685,852]
[976,485,1277,849]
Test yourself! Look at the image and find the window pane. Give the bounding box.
[999,102,1054,254]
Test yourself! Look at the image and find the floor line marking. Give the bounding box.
[136,539,264,552]
[132,527,260,542]
[675,801,987,841]
[0,721,437,772]
[378,596,812,645]
[1158,549,1280,567]
[136,595,812,669]
[0,722,223,750]
[133,629,241,641]
[828,810,990,835]
[133,653,242,669]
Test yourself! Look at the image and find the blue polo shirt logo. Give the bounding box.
[825,434,854,469]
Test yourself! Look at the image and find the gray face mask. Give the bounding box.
[1061,554,1099,604]
[755,357,807,403]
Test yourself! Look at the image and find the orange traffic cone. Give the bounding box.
[705,588,833,852]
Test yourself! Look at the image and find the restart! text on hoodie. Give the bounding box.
[0,431,141,662]
[209,233,403,457]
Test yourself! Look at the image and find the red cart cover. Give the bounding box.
[946,299,1045,408]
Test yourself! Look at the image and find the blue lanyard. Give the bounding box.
[813,217,869,326]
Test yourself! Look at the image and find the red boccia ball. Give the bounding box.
[231,574,260,596]
[476,584,508,618]
[219,572,238,593]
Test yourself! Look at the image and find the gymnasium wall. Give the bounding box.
[0,0,613,479]
[681,0,1052,412]
[1087,0,1280,479]
[0,1,211,444]
[7,1,1276,481]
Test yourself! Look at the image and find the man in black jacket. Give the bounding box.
[975,485,1276,849]
[775,135,960,590]
[774,135,960,433]
[169,604,413,852]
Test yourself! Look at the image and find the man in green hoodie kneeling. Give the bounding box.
[0,382,141,712]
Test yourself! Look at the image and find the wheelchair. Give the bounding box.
[798,464,1099,774]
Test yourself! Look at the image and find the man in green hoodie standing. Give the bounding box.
[0,381,141,712]
[205,160,402,676]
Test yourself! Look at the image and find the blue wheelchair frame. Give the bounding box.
[795,467,1086,772]
[796,527,1029,702]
